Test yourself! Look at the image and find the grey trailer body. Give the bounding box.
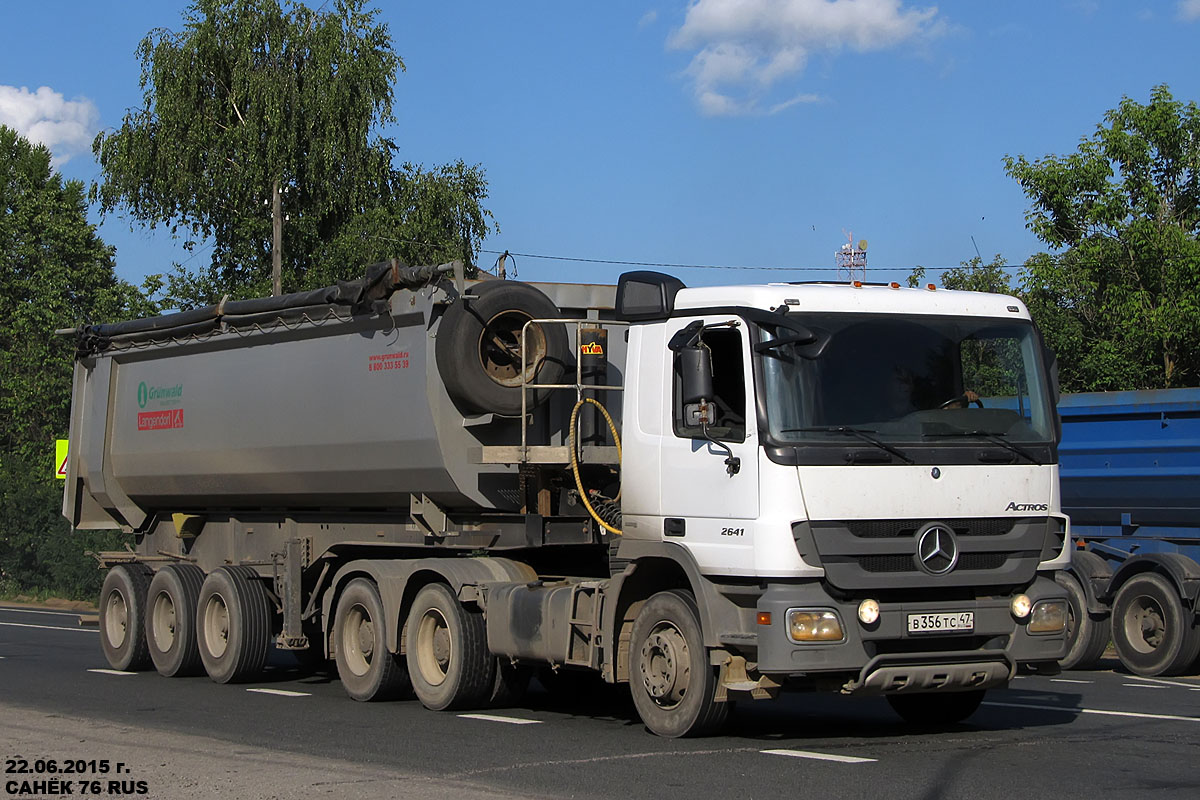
[66,264,1070,737]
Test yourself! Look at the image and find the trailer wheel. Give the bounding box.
[99,564,153,671]
[405,583,494,711]
[629,590,728,738]
[436,281,568,416]
[887,690,985,726]
[334,578,410,701]
[1055,571,1111,671]
[1111,573,1200,677]
[197,566,271,684]
[146,564,206,677]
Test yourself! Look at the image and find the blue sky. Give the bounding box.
[2,1,1199,291]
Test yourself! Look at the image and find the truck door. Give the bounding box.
[657,315,759,572]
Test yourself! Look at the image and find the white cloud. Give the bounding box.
[669,0,942,116]
[0,85,99,165]
[639,10,659,29]
[769,92,823,114]
[1179,0,1200,21]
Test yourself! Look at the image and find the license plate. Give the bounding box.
[907,611,974,634]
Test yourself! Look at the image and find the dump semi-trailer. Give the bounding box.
[63,261,1070,736]
[1055,388,1200,676]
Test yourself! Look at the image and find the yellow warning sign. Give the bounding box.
[55,439,68,479]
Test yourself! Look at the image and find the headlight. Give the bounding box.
[1029,600,1068,633]
[857,599,880,625]
[787,609,844,643]
[1010,594,1032,619]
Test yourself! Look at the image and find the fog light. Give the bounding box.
[788,609,844,643]
[1029,600,1068,633]
[858,599,880,625]
[1011,594,1033,619]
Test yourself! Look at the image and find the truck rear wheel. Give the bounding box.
[1111,572,1200,676]
[887,690,985,725]
[146,564,206,677]
[405,583,494,711]
[629,590,728,738]
[1055,570,1110,671]
[334,578,411,701]
[197,566,271,683]
[435,281,568,416]
[99,564,153,671]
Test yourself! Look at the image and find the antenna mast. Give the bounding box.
[836,230,868,282]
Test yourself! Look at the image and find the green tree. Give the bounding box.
[93,0,493,308]
[908,254,1015,294]
[1005,85,1200,391]
[0,126,151,598]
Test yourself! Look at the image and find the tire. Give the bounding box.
[333,578,410,701]
[435,280,568,416]
[1111,572,1200,677]
[99,564,153,671]
[887,690,986,726]
[1055,571,1111,671]
[196,566,272,684]
[405,583,494,711]
[146,564,206,677]
[628,590,729,738]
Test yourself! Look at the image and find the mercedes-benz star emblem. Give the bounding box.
[916,524,958,575]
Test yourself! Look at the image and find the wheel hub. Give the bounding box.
[152,593,178,652]
[639,625,690,706]
[105,591,129,648]
[356,618,375,659]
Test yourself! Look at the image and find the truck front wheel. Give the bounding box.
[196,566,271,683]
[1111,573,1200,676]
[1055,571,1110,671]
[405,583,494,711]
[334,578,410,701]
[99,564,153,671]
[629,590,728,738]
[146,564,206,677]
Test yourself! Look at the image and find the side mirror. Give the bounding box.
[679,346,714,405]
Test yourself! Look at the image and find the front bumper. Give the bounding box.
[754,575,1068,694]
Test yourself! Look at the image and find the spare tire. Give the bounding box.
[436,281,569,416]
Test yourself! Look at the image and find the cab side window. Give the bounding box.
[672,328,746,442]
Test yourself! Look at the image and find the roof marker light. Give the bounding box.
[852,281,863,288]
[889,282,900,289]
[927,283,936,291]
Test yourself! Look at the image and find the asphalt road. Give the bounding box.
[3,604,1199,800]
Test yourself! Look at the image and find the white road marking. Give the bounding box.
[1122,683,1167,689]
[0,621,97,633]
[1050,678,1092,684]
[246,688,311,697]
[88,668,137,676]
[985,700,1200,723]
[761,749,876,764]
[0,607,86,618]
[457,713,542,725]
[1125,674,1200,690]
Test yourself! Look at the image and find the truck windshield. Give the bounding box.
[759,313,1054,445]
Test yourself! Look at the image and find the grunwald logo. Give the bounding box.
[1006,501,1049,512]
[137,381,183,408]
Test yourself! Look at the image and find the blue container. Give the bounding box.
[1058,388,1200,557]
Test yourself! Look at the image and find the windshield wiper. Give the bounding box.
[782,426,914,464]
[922,430,1043,465]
